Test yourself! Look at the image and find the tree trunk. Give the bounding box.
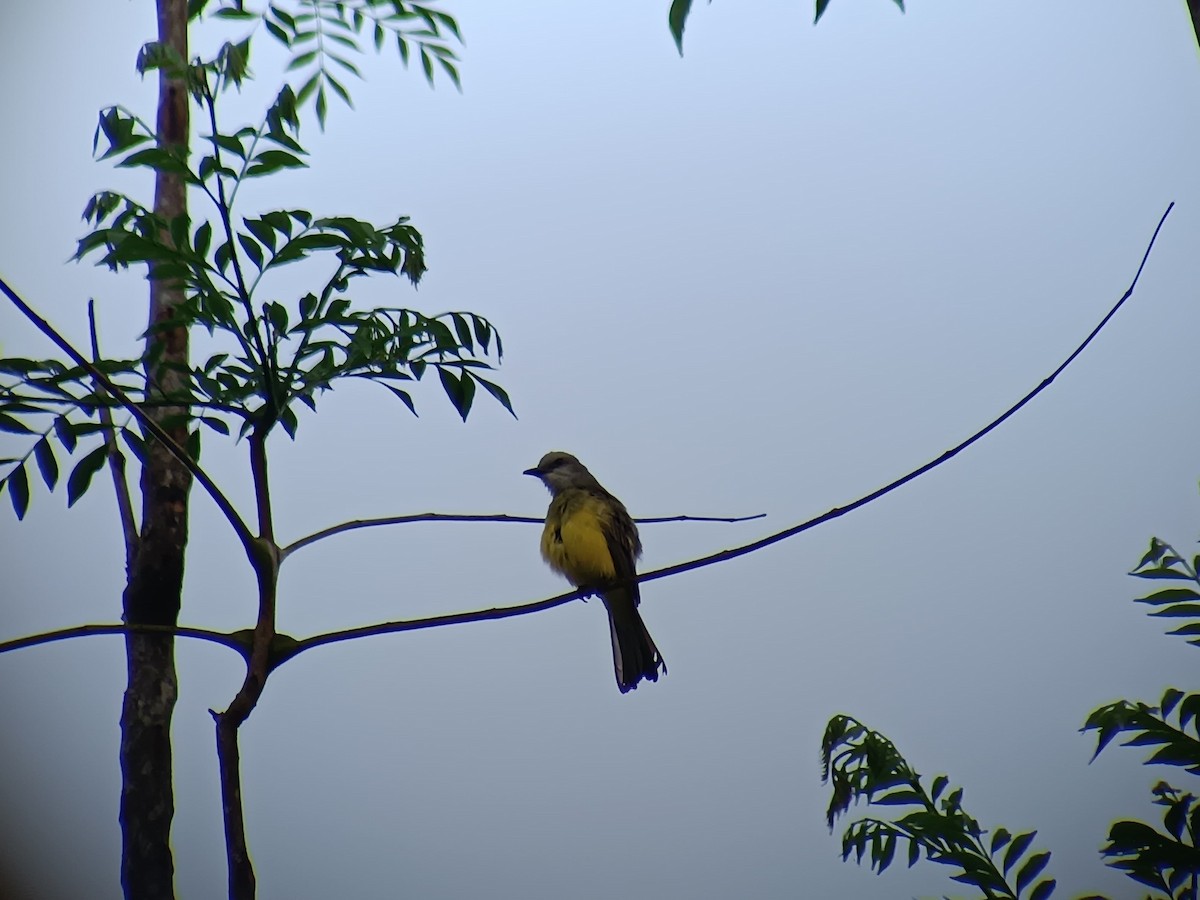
[118,0,190,897]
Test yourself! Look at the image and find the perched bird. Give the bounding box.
[524,451,666,693]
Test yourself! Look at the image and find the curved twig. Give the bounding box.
[0,623,246,657]
[0,274,256,554]
[0,203,1175,667]
[89,299,139,566]
[280,512,767,559]
[272,201,1175,661]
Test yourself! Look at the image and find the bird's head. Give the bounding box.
[523,451,597,494]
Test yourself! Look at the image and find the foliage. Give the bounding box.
[1079,536,1200,900]
[667,0,905,54]
[0,0,511,521]
[823,531,1200,900]
[821,715,1056,900]
[193,0,464,125]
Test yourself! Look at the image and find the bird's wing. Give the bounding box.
[597,491,641,606]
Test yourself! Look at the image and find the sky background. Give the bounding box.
[2,1,1200,898]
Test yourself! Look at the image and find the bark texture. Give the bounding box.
[119,0,190,896]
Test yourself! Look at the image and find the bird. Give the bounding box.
[524,451,666,693]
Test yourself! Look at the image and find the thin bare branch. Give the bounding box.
[273,201,1175,663]
[0,204,1173,675]
[636,513,766,524]
[0,623,246,657]
[0,274,256,555]
[89,299,139,569]
[279,511,766,559]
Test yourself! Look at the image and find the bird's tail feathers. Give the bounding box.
[602,586,666,693]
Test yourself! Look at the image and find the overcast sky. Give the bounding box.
[3,2,1200,898]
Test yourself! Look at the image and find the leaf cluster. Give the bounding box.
[667,0,905,54]
[201,0,463,126]
[1,1,508,521]
[821,714,1056,899]
[1096,782,1200,899]
[824,526,1200,900]
[1075,536,1200,900]
[1125,538,1200,648]
[0,358,149,519]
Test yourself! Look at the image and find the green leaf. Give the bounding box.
[1028,878,1056,900]
[33,438,58,490]
[0,414,34,434]
[870,789,922,806]
[214,238,233,274]
[438,367,474,421]
[1148,603,1200,617]
[668,0,693,54]
[385,384,418,416]
[54,415,77,452]
[8,463,30,519]
[117,147,194,179]
[194,221,213,259]
[327,52,362,78]
[263,16,289,45]
[213,132,248,159]
[1162,688,1184,717]
[266,301,289,333]
[420,47,433,84]
[325,72,353,107]
[1137,588,1200,605]
[475,376,515,417]
[433,9,463,43]
[436,55,461,91]
[121,429,148,465]
[875,832,896,873]
[315,86,328,127]
[450,312,473,352]
[1003,831,1036,874]
[1136,538,1168,569]
[238,233,264,269]
[1015,851,1050,895]
[186,429,202,462]
[66,444,108,507]
[245,149,308,178]
[814,0,832,23]
[94,107,151,160]
[244,217,278,253]
[270,4,297,30]
[199,416,230,436]
[1132,568,1195,581]
[279,406,298,439]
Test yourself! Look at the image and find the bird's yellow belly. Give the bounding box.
[541,500,616,587]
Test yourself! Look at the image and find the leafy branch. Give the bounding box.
[279,511,766,559]
[824,509,1200,900]
[1,33,511,525]
[1,201,1175,660]
[821,714,1056,900]
[667,0,905,54]
[207,0,463,125]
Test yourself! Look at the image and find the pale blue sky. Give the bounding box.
[3,2,1200,898]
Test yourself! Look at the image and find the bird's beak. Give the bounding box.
[522,467,541,477]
